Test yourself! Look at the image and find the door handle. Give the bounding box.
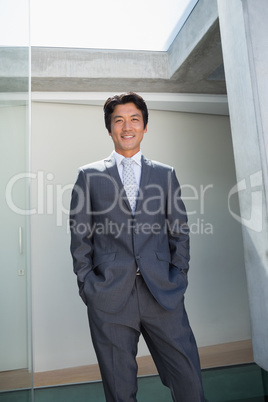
[19,226,23,254]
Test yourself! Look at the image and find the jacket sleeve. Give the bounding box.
[69,168,93,304]
[166,168,190,278]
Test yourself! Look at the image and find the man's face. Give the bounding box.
[108,102,147,157]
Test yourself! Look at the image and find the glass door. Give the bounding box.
[0,0,32,398]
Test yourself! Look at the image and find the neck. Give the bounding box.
[115,150,140,158]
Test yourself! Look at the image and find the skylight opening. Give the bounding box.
[0,0,198,51]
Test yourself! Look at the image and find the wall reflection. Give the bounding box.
[0,0,32,397]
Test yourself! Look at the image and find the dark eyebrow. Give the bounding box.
[112,115,123,120]
[112,113,141,120]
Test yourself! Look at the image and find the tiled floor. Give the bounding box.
[0,363,267,402]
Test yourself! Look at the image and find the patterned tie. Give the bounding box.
[122,158,138,213]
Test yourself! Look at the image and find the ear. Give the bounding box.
[144,125,148,134]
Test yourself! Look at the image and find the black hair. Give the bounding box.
[103,92,148,132]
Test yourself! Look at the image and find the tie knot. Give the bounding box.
[122,158,134,167]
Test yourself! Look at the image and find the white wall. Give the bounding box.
[31,101,251,372]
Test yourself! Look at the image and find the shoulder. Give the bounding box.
[142,157,180,187]
[79,158,108,174]
[143,156,174,172]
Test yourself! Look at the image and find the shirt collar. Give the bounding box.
[113,150,142,167]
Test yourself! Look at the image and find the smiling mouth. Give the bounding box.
[121,135,134,139]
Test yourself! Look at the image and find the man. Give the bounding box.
[70,92,204,401]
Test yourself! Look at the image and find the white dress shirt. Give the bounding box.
[112,150,142,187]
[113,150,142,273]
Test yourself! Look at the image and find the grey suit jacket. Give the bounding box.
[70,154,189,313]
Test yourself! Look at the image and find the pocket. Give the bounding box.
[156,251,188,285]
[93,252,116,268]
[155,251,171,263]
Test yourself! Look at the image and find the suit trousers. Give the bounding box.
[87,275,204,402]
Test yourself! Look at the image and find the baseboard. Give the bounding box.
[33,339,253,387]
[0,339,254,390]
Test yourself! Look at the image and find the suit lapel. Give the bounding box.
[104,154,122,189]
[104,154,131,212]
[104,153,153,214]
[135,155,152,212]
[140,155,152,188]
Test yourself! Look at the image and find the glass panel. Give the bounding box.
[0,0,32,398]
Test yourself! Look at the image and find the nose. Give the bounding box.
[123,119,131,131]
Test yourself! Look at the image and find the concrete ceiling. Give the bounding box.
[31,19,225,95]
